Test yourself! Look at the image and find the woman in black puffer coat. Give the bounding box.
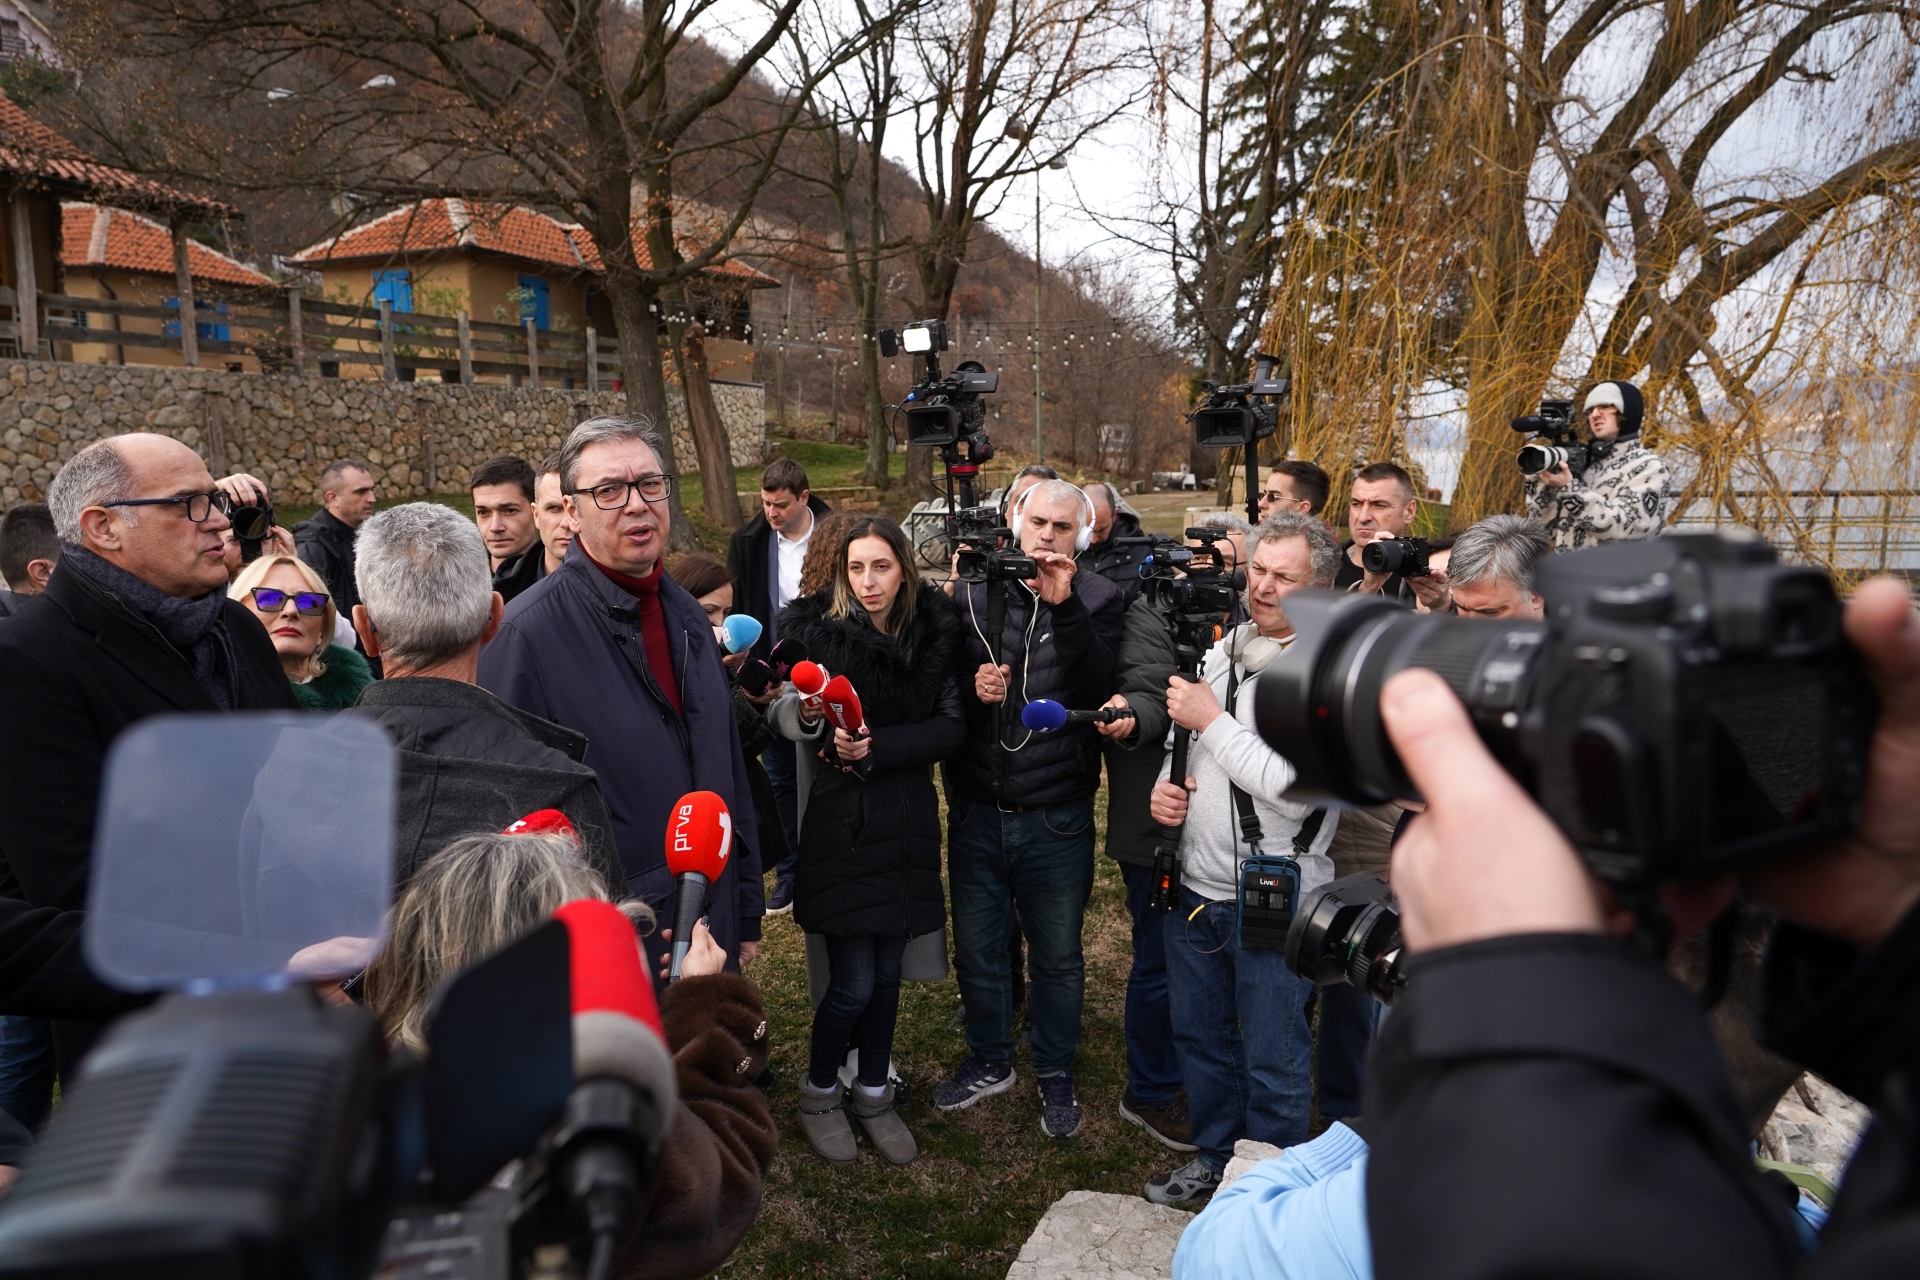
[769,515,967,1166]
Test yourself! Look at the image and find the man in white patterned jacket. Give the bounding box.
[1527,379,1671,549]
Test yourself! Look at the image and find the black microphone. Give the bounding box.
[767,637,808,681]
[1020,699,1137,732]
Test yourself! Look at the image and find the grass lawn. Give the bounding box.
[722,782,1198,1279]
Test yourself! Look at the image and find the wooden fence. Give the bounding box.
[0,285,624,388]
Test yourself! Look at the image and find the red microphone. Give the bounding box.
[664,791,732,981]
[821,674,864,735]
[790,660,830,714]
[547,898,678,1269]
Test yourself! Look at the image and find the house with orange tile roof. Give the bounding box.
[59,202,274,371]
[289,199,778,383]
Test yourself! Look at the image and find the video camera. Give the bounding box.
[1254,531,1878,890]
[880,320,1034,585]
[1187,353,1289,526]
[1119,526,1246,618]
[1511,397,1591,478]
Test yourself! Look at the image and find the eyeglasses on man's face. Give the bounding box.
[571,474,675,510]
[101,490,234,523]
[249,587,330,615]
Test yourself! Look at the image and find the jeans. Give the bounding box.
[761,736,801,879]
[1164,887,1315,1170]
[1314,981,1382,1120]
[808,934,909,1089]
[0,1016,55,1133]
[949,796,1095,1075]
[1121,861,1181,1106]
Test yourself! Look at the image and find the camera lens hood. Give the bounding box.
[1254,590,1408,805]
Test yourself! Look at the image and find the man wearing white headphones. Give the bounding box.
[1526,379,1670,549]
[934,478,1127,1142]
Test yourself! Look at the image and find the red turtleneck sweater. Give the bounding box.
[585,551,684,717]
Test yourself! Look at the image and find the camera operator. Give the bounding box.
[1526,380,1671,549]
[1441,515,1550,620]
[935,479,1125,1139]
[1141,511,1342,1206]
[1361,577,1920,1279]
[1335,463,1447,611]
[1078,481,1152,601]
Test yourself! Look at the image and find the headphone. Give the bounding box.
[1010,482,1096,554]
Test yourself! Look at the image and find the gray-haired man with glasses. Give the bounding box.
[0,434,294,1075]
[479,416,766,974]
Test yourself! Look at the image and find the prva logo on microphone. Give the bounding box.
[668,791,732,876]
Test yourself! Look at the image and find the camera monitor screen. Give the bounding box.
[86,713,397,992]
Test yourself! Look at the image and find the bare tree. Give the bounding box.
[58,0,874,544]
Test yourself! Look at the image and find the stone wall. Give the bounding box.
[0,360,766,506]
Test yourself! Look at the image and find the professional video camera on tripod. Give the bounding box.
[1188,354,1288,526]
[0,715,677,1280]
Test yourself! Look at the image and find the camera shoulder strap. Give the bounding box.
[1224,659,1325,859]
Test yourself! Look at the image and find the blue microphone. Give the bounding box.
[722,614,763,654]
[1020,699,1135,732]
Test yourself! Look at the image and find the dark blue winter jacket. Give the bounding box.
[477,546,764,967]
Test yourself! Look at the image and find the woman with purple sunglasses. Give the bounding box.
[228,555,372,711]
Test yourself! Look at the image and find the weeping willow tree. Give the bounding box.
[1261,0,1920,570]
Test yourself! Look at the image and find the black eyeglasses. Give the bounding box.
[249,587,330,615]
[102,491,234,523]
[571,474,674,510]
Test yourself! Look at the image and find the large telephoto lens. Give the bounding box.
[1253,591,1545,804]
[1517,442,1567,475]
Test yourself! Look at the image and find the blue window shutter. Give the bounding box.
[518,275,550,329]
[373,269,413,313]
[163,296,180,338]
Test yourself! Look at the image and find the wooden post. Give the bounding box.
[524,318,540,389]
[286,287,306,377]
[585,325,598,392]
[423,434,437,492]
[204,396,228,476]
[169,216,197,367]
[457,310,473,385]
[378,299,396,381]
[9,191,38,359]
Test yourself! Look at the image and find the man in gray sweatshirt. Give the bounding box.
[1142,510,1342,1207]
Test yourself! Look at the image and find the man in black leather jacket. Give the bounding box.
[1364,574,1920,1279]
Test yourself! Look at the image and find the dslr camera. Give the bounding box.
[1361,536,1431,578]
[1511,397,1589,477]
[1255,531,1878,888]
[230,496,276,563]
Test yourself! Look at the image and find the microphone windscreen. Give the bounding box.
[1021,699,1070,731]
[790,660,829,698]
[552,899,678,1117]
[722,614,763,654]
[735,658,774,697]
[664,790,733,881]
[504,808,577,838]
[768,637,809,678]
[821,675,863,733]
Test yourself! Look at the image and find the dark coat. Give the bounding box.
[491,542,546,603]
[1102,593,1177,866]
[725,494,832,658]
[292,508,362,618]
[0,589,17,618]
[0,562,296,1069]
[949,569,1126,808]
[774,586,967,938]
[351,676,624,894]
[1077,508,1151,602]
[477,548,764,966]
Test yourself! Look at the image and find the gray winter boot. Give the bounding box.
[849,1081,919,1166]
[798,1075,858,1165]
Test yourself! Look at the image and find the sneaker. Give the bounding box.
[1119,1091,1199,1152]
[766,875,795,914]
[1036,1071,1083,1139]
[931,1056,1016,1111]
[1145,1157,1221,1207]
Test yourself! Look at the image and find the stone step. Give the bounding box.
[1005,1190,1189,1280]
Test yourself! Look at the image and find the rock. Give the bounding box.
[1219,1139,1284,1192]
[1006,1190,1190,1280]
[1757,1074,1870,1187]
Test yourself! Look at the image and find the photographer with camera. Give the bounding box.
[1525,380,1671,550]
[935,478,1126,1138]
[1140,511,1342,1206]
[1335,463,1448,611]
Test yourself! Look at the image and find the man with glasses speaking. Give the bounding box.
[0,434,296,1073]
[480,416,766,973]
